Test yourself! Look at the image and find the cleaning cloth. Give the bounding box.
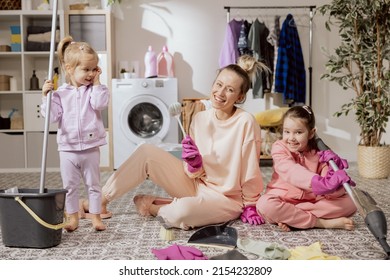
[237,238,290,260]
[288,241,341,260]
[151,244,208,260]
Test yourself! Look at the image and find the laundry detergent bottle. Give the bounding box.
[157,45,174,77]
[144,45,157,78]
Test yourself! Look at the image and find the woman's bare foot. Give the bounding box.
[278,222,291,232]
[101,196,109,215]
[315,217,354,230]
[133,195,172,216]
[79,199,112,219]
[91,214,106,231]
[65,213,79,232]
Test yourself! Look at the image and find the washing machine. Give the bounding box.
[112,78,179,169]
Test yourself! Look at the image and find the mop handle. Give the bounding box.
[39,0,58,193]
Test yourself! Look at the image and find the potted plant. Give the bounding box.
[102,0,121,10]
[106,0,121,6]
[317,0,390,178]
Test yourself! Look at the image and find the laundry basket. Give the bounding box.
[0,188,67,248]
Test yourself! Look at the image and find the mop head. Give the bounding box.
[157,216,175,241]
[159,226,174,241]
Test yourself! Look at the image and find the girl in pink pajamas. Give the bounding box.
[256,105,357,231]
[98,55,269,229]
[41,36,109,232]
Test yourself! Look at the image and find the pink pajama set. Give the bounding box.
[41,84,110,215]
[103,108,264,229]
[256,140,357,229]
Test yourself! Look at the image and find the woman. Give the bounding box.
[86,55,268,229]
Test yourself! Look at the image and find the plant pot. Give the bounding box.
[357,145,390,179]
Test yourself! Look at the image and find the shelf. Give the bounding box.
[0,8,114,171]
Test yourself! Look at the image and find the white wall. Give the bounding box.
[109,0,390,162]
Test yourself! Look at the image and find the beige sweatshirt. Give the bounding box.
[188,107,263,206]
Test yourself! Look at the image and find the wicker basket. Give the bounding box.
[358,145,390,179]
[0,0,21,10]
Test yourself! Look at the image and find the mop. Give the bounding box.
[315,134,390,259]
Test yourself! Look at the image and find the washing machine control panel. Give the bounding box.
[141,81,149,88]
[141,80,165,88]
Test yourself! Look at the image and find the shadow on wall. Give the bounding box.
[173,52,204,101]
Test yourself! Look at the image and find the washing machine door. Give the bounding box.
[120,95,171,144]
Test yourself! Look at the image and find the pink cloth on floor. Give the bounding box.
[151,244,208,260]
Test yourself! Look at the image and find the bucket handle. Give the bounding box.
[14,197,68,230]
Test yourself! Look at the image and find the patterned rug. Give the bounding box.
[0,163,389,260]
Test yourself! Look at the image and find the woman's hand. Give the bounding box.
[240,206,265,225]
[181,136,202,173]
[42,79,53,96]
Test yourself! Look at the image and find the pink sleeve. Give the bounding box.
[272,141,317,190]
[40,94,63,123]
[240,138,263,206]
[90,85,110,111]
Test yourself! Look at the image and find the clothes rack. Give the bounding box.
[224,5,316,107]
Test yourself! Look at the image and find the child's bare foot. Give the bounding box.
[315,217,354,230]
[278,222,291,232]
[65,213,79,232]
[91,214,106,231]
[80,199,112,219]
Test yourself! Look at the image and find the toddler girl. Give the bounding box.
[41,36,110,231]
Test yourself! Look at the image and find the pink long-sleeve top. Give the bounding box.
[186,107,263,206]
[40,83,109,151]
[266,140,328,200]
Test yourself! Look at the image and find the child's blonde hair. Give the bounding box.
[216,55,270,104]
[57,36,99,83]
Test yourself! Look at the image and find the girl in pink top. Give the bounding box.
[41,36,109,232]
[93,55,269,230]
[256,105,357,231]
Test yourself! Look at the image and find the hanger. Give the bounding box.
[288,13,310,28]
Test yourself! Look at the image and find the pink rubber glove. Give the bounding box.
[318,150,349,170]
[181,136,202,173]
[152,244,208,260]
[311,169,355,195]
[240,206,265,225]
[178,245,208,260]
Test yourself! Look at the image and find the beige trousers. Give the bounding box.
[103,143,242,229]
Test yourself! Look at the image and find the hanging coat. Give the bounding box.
[274,14,306,104]
[237,21,252,56]
[248,19,274,98]
[267,15,281,93]
[219,19,243,67]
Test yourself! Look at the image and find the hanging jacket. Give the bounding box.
[274,14,306,104]
[267,15,281,93]
[248,19,274,98]
[237,21,252,56]
[219,19,243,67]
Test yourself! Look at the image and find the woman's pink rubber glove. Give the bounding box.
[318,150,349,170]
[311,169,355,195]
[240,206,265,225]
[181,136,202,173]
